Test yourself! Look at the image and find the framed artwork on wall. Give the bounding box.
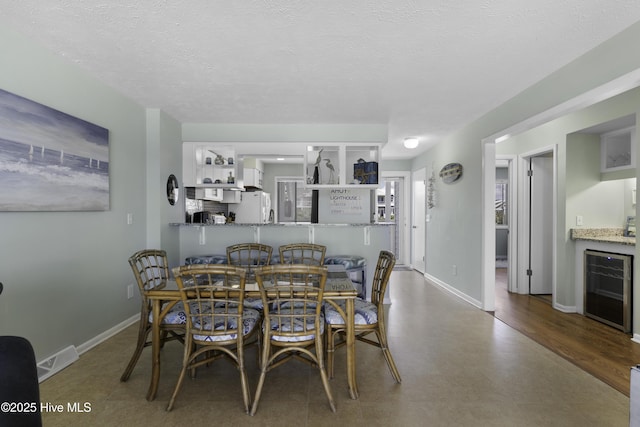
[0,88,109,211]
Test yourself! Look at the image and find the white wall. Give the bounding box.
[412,21,640,309]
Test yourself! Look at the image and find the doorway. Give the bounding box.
[495,158,517,293]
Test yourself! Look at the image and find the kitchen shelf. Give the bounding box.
[601,126,636,173]
[303,143,381,188]
[182,142,244,190]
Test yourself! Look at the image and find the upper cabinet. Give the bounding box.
[303,143,381,188]
[182,143,244,190]
[601,126,636,173]
[243,157,264,189]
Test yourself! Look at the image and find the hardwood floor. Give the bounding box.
[493,268,640,396]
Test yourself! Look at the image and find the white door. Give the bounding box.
[529,156,553,294]
[411,168,426,273]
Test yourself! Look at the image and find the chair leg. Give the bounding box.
[326,326,336,379]
[316,340,337,412]
[166,336,195,412]
[375,329,401,383]
[166,358,189,411]
[250,336,270,416]
[120,318,149,382]
[237,345,252,414]
[250,353,269,415]
[239,368,252,413]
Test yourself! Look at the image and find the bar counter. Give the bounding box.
[170,222,395,299]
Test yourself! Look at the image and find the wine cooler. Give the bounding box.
[584,250,632,333]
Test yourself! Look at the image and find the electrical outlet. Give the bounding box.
[576,215,583,226]
[127,284,134,299]
[127,213,133,225]
[452,264,457,276]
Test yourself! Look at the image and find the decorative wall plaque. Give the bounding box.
[439,163,463,184]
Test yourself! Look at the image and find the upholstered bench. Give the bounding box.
[324,255,367,299]
[184,254,228,265]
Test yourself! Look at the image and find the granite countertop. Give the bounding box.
[570,228,636,245]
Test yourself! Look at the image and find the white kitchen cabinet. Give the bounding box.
[182,143,244,189]
[601,126,635,173]
[244,168,264,189]
[303,143,381,188]
[195,188,223,201]
[222,189,242,203]
[243,157,264,189]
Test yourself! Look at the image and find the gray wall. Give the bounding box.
[0,27,155,359]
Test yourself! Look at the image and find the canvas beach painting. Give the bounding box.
[0,89,109,211]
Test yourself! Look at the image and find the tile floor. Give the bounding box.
[38,270,629,426]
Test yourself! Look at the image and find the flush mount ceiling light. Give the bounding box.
[404,137,419,149]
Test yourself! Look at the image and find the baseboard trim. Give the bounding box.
[553,302,576,313]
[424,273,483,309]
[37,314,138,382]
[76,314,139,355]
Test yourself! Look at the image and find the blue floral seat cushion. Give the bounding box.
[324,299,378,325]
[244,298,264,310]
[184,255,228,265]
[149,301,220,325]
[267,308,324,342]
[149,301,188,325]
[192,307,260,342]
[324,255,366,270]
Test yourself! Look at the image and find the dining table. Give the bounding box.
[145,264,360,401]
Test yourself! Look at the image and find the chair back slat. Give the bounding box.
[172,265,247,344]
[227,243,273,280]
[370,250,396,307]
[255,264,327,341]
[279,243,326,266]
[129,249,169,293]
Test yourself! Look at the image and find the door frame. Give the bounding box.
[496,156,518,293]
[411,167,426,273]
[518,146,557,301]
[382,171,411,266]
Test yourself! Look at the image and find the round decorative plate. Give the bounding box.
[439,163,463,184]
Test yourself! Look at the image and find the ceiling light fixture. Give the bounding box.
[404,137,419,149]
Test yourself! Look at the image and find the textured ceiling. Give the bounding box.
[2,1,640,159]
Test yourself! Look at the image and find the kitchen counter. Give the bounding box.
[570,228,635,245]
[170,222,395,227]
[173,222,395,300]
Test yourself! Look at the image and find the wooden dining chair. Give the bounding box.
[166,265,260,413]
[279,243,326,266]
[227,243,273,309]
[251,264,336,415]
[324,250,401,383]
[226,243,273,277]
[120,249,186,383]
